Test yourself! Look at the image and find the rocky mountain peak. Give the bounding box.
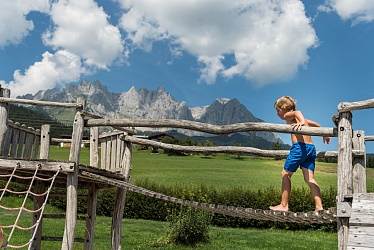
[21,80,281,143]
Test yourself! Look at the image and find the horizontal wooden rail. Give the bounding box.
[338,98,374,112]
[122,135,352,158]
[0,97,82,108]
[365,136,374,141]
[86,119,336,137]
[51,138,90,143]
[82,111,136,134]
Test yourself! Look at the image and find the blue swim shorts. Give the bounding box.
[284,142,316,173]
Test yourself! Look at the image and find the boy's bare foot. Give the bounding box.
[269,204,288,212]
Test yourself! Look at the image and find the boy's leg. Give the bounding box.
[270,169,293,212]
[302,167,323,211]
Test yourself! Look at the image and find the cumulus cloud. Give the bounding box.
[43,0,124,69]
[320,0,374,24]
[118,0,318,85]
[2,0,125,97]
[0,0,49,47]
[4,50,85,97]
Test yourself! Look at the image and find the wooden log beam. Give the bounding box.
[86,119,336,137]
[338,98,374,112]
[0,97,82,108]
[122,135,360,158]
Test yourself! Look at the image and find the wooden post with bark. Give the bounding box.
[62,97,85,250]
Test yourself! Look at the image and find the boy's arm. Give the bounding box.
[306,119,331,144]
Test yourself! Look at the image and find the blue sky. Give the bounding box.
[1,0,374,152]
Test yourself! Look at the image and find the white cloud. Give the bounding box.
[321,0,374,24]
[4,50,85,97]
[2,0,125,97]
[0,0,49,47]
[43,0,124,69]
[117,0,318,86]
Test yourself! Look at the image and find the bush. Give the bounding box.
[167,206,212,246]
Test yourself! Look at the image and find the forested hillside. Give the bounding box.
[8,104,73,139]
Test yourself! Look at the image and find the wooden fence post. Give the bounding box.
[84,183,98,250]
[111,134,132,249]
[40,124,50,160]
[337,111,353,250]
[62,97,85,250]
[352,130,366,193]
[89,127,99,168]
[0,87,10,156]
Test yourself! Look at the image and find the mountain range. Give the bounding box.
[19,80,284,147]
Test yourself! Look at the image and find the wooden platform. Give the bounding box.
[348,193,374,249]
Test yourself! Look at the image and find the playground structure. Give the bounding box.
[0,85,373,249]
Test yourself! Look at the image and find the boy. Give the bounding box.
[270,96,330,212]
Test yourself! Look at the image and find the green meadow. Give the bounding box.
[3,146,373,249]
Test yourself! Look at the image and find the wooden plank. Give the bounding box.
[110,135,117,170]
[89,127,99,168]
[115,136,122,170]
[32,134,40,159]
[348,193,374,249]
[23,131,35,159]
[100,139,106,170]
[16,128,26,158]
[9,127,19,157]
[352,130,366,193]
[39,125,50,160]
[337,111,353,250]
[348,227,374,249]
[105,139,111,170]
[62,98,85,250]
[0,158,75,172]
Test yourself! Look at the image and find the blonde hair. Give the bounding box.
[274,96,296,111]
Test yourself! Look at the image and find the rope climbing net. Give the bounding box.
[0,164,60,249]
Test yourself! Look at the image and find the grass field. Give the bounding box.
[49,146,374,192]
[3,146,372,249]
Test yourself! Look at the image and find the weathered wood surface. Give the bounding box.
[62,98,85,250]
[82,111,136,134]
[90,127,99,168]
[352,130,366,193]
[86,119,336,137]
[84,183,98,250]
[123,135,342,158]
[338,112,353,250]
[365,136,374,141]
[0,158,74,172]
[338,98,374,112]
[348,193,374,249]
[0,88,10,156]
[0,97,82,108]
[51,138,90,143]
